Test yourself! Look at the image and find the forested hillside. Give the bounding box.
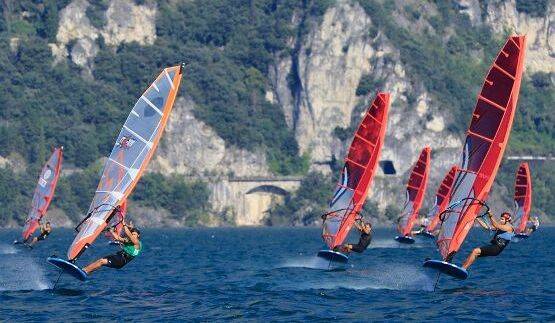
[0,0,552,227]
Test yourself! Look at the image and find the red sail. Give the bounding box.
[513,163,532,234]
[322,92,390,249]
[437,35,526,260]
[22,147,63,240]
[397,147,431,236]
[425,166,458,232]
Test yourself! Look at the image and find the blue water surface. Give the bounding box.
[0,227,553,321]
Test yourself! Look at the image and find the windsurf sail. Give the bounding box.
[67,64,184,261]
[436,35,526,261]
[512,162,531,234]
[425,166,458,233]
[397,147,431,236]
[22,147,63,240]
[322,92,390,249]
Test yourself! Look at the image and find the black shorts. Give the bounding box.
[478,243,505,257]
[350,234,372,253]
[37,233,49,241]
[105,251,134,269]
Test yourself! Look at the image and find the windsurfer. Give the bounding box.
[411,216,430,235]
[27,221,52,247]
[524,216,540,235]
[83,219,142,275]
[462,211,514,270]
[335,220,372,253]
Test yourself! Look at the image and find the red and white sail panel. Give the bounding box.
[425,166,457,233]
[437,35,526,260]
[322,92,390,249]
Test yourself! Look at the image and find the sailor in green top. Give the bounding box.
[83,218,141,275]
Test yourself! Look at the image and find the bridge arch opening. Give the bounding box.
[245,185,290,196]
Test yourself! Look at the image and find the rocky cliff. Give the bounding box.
[45,0,553,225]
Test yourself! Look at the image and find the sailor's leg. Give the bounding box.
[28,237,38,246]
[83,258,108,274]
[462,247,481,269]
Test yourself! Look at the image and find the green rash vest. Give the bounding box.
[122,241,142,257]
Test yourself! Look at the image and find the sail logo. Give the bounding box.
[117,136,136,149]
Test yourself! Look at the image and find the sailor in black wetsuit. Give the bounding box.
[462,211,514,270]
[335,220,373,253]
[28,221,52,247]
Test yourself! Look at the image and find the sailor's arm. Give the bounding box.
[123,221,140,247]
[487,212,501,229]
[475,217,491,230]
[110,228,125,242]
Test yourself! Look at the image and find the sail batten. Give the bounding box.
[436,35,526,260]
[322,92,390,249]
[67,65,183,261]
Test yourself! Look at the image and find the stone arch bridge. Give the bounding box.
[209,176,302,225]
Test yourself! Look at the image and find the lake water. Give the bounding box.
[0,227,553,321]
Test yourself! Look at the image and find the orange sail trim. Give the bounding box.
[67,65,183,261]
[397,147,431,236]
[513,163,532,234]
[322,92,390,249]
[425,165,458,233]
[22,147,63,240]
[437,35,526,260]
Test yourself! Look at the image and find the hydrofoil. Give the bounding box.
[13,240,32,249]
[47,256,88,281]
[317,250,349,264]
[394,236,415,244]
[423,259,468,280]
[511,233,529,243]
[417,231,436,239]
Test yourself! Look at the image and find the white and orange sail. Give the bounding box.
[424,165,458,234]
[512,162,532,234]
[436,35,526,261]
[397,147,431,237]
[67,64,184,261]
[22,147,63,240]
[322,92,390,249]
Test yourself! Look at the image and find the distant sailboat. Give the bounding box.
[20,147,63,242]
[512,162,532,240]
[418,165,457,238]
[395,147,431,244]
